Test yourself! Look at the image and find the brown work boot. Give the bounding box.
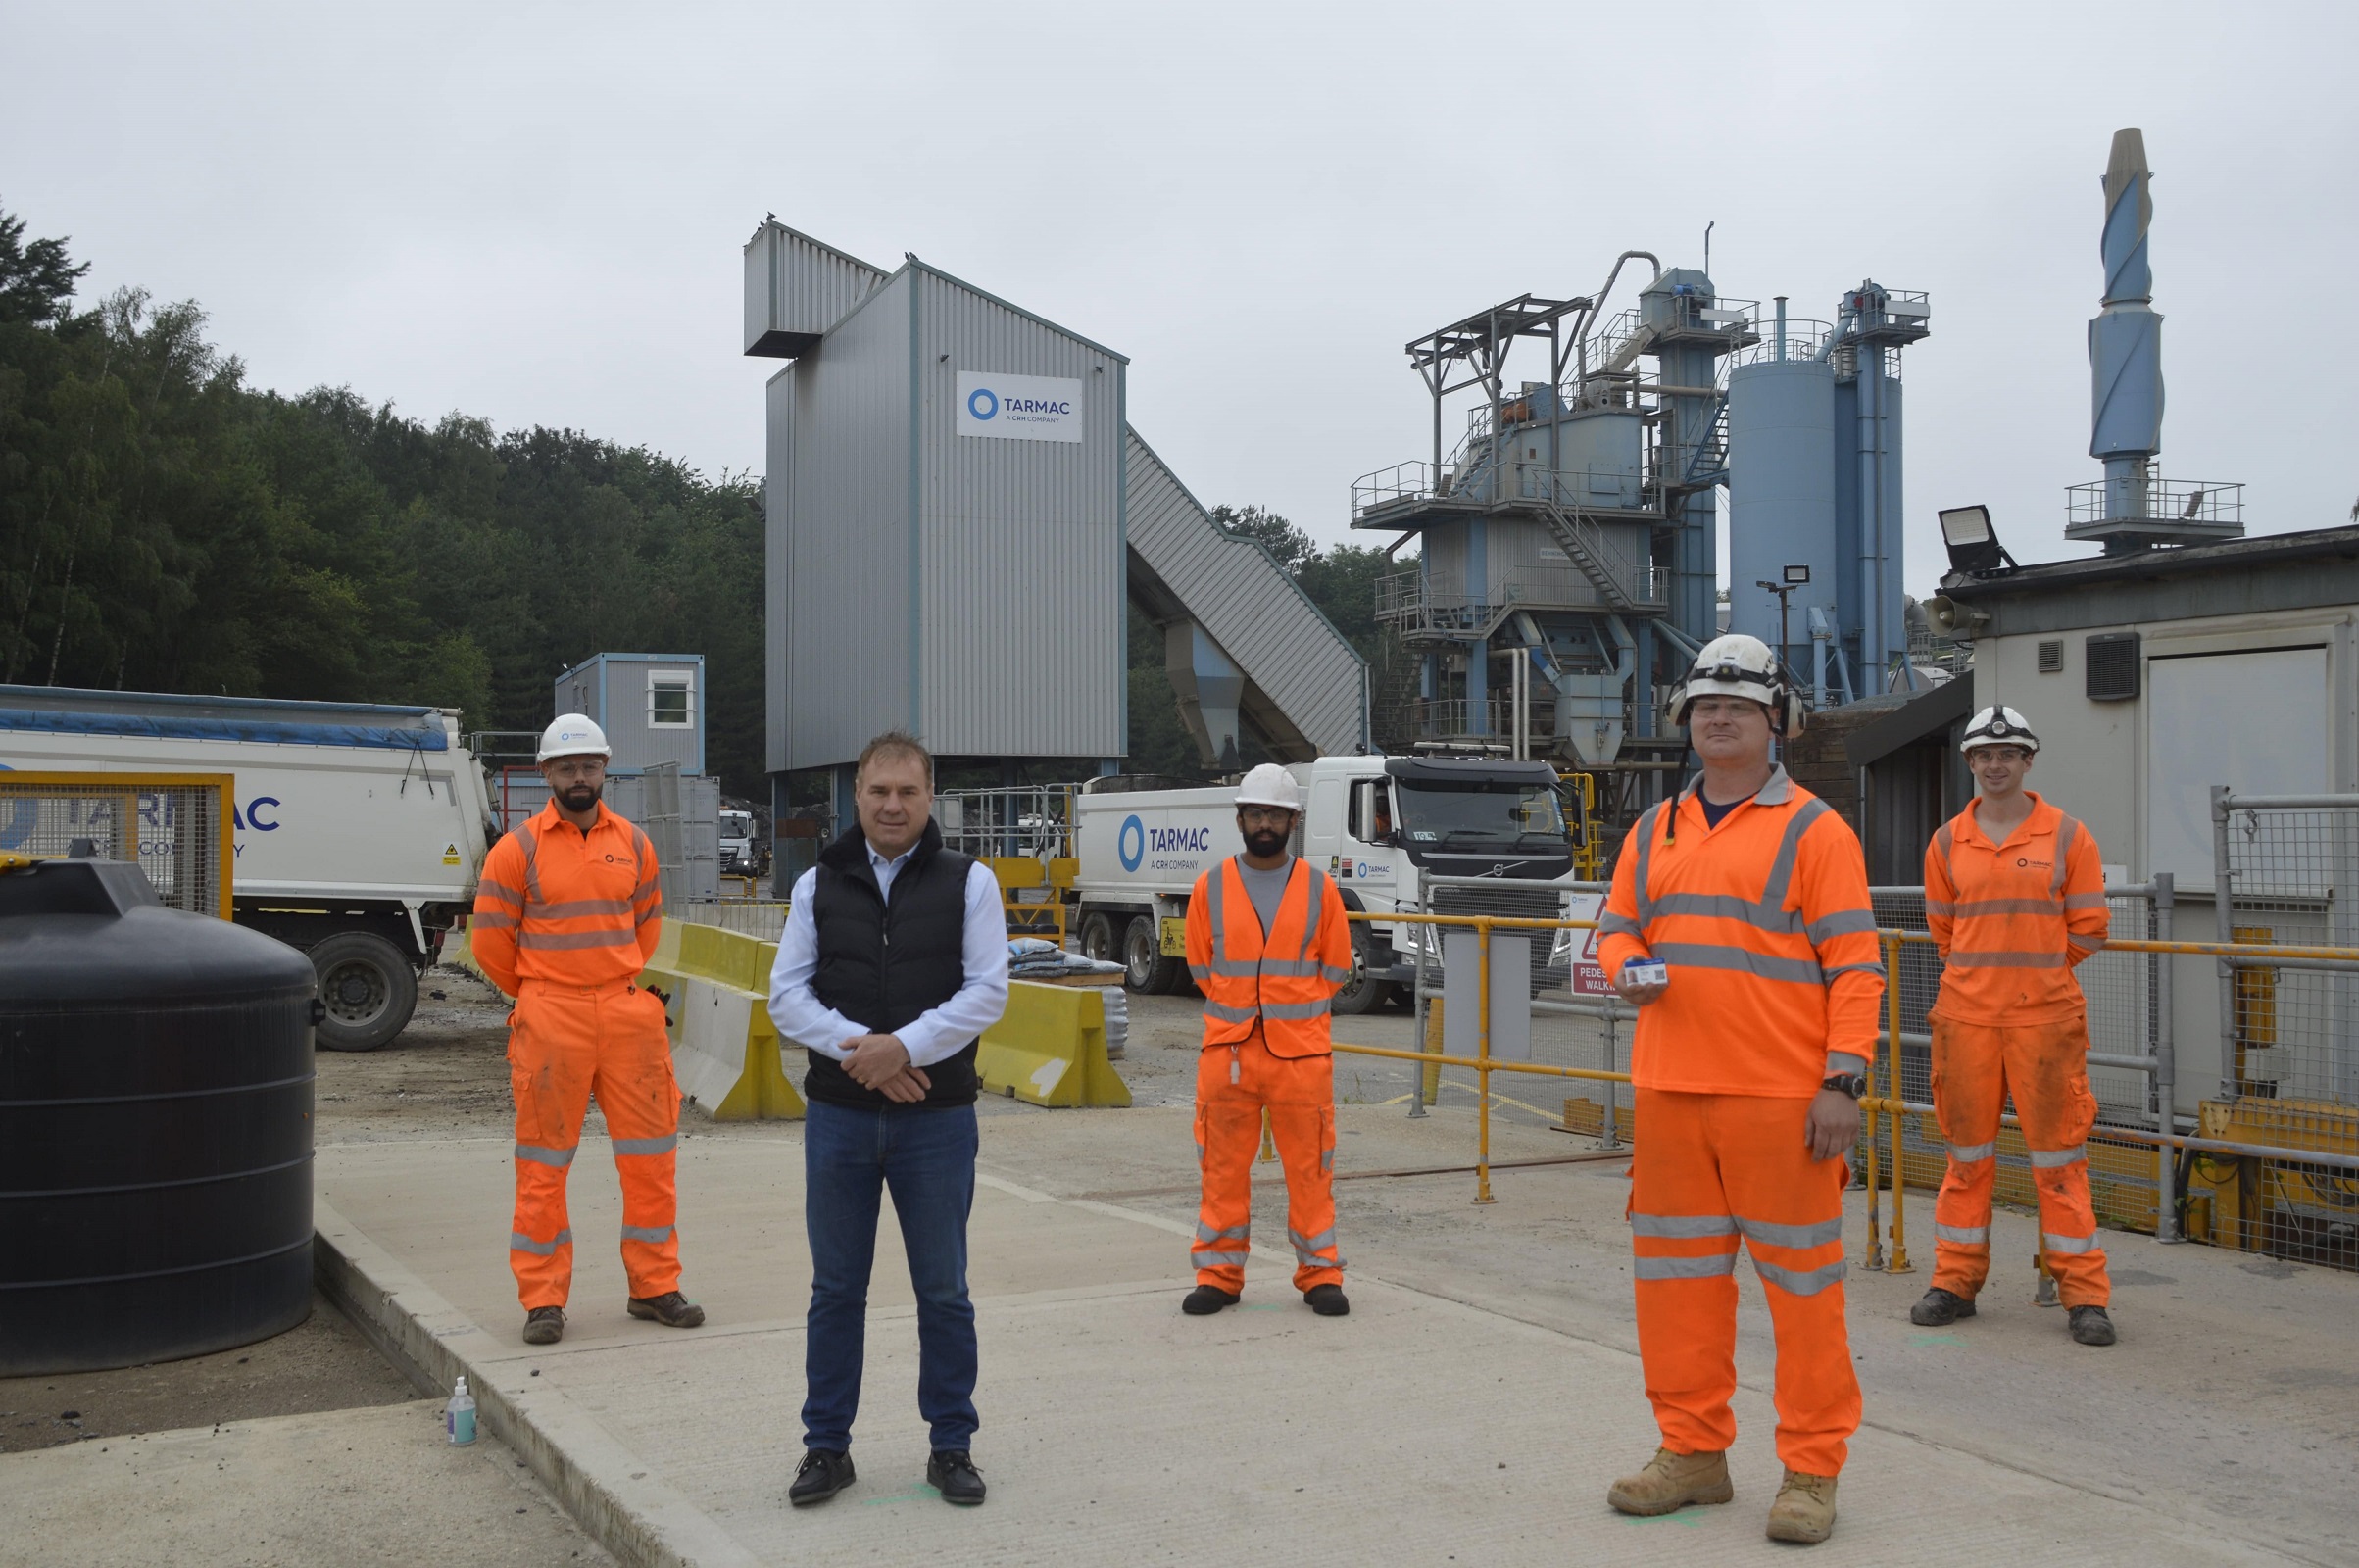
[521,1306,565,1346]
[626,1291,707,1328]
[1765,1468,1839,1544]
[1606,1446,1734,1516]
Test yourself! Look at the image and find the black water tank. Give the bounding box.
[0,858,318,1374]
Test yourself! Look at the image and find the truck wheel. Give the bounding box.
[310,931,418,1052]
[1123,916,1184,995]
[1078,913,1117,965]
[1328,929,1393,1017]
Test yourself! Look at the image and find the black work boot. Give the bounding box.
[2068,1305,2117,1346]
[1908,1288,1976,1326]
[927,1449,987,1505]
[789,1448,855,1506]
[521,1306,565,1346]
[1304,1283,1351,1317]
[627,1291,707,1328]
[1182,1285,1240,1315]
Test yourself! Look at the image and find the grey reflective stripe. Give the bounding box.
[1825,1053,1868,1075]
[1631,804,1664,924]
[1823,960,1885,982]
[1289,1225,1339,1256]
[516,928,640,950]
[1599,911,1644,939]
[477,878,525,904]
[1945,951,2070,968]
[1758,798,1832,909]
[1947,1142,1996,1162]
[2029,1144,2087,1168]
[1737,1214,1843,1250]
[1253,958,1329,978]
[1634,1253,1738,1281]
[1935,1223,1990,1245]
[1202,957,1266,978]
[619,1224,674,1245]
[1754,764,1795,806]
[1193,1250,1251,1266]
[613,1134,678,1157]
[1652,892,1802,933]
[1319,964,1353,984]
[1650,942,1824,985]
[1202,999,1260,1024]
[1258,999,1332,1020]
[1207,860,1230,968]
[2042,1231,2101,1253]
[1805,908,1879,942]
[515,1143,577,1168]
[2064,891,2109,910]
[2052,816,2077,897]
[525,897,635,919]
[1188,964,1213,983]
[1953,898,2064,916]
[1933,821,1955,890]
[1630,1213,1740,1240]
[510,1228,573,1255]
[1195,1222,1251,1243]
[516,822,542,903]
[1298,865,1325,961]
[473,911,520,930]
[1923,899,1954,918]
[1320,1146,1334,1173]
[1753,1256,1846,1296]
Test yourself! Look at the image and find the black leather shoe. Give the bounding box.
[1304,1283,1351,1316]
[2069,1305,2117,1346]
[627,1291,707,1329]
[927,1449,986,1506]
[521,1306,565,1345]
[1908,1288,1975,1326]
[789,1448,855,1506]
[1182,1284,1240,1315]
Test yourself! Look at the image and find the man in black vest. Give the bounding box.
[766,731,1008,1509]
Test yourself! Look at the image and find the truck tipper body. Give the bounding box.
[1070,755,1600,1013]
[0,684,498,1049]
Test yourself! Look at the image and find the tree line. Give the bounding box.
[1,204,1402,800]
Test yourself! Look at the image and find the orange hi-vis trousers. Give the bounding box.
[1631,1089,1859,1477]
[508,978,683,1309]
[1192,1030,1341,1293]
[1930,1015,2111,1308]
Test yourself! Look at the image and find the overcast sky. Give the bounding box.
[7,2,2353,598]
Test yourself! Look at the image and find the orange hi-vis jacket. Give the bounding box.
[1187,857,1353,1058]
[470,802,663,994]
[1598,766,1884,1095]
[1925,793,2108,1025]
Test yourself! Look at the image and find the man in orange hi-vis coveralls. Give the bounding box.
[1597,634,1880,1547]
[1913,705,2117,1347]
[1181,763,1356,1320]
[470,713,705,1347]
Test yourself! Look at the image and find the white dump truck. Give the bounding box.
[1071,755,1592,1014]
[0,684,498,1050]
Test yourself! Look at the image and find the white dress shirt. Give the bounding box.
[767,843,1009,1067]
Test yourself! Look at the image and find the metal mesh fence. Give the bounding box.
[671,901,790,941]
[2202,793,2359,1269]
[0,772,232,917]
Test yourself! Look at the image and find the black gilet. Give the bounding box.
[803,820,981,1108]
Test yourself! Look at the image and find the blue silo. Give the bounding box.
[1727,355,1840,680]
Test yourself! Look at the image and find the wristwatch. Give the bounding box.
[1821,1073,1868,1100]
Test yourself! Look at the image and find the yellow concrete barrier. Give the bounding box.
[641,919,804,1121]
[978,981,1131,1108]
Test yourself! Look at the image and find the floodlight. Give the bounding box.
[1938,504,2016,576]
[1783,564,1811,585]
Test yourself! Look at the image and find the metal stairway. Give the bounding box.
[1536,488,1640,610]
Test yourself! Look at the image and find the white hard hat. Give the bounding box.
[1960,706,2039,755]
[1235,762,1302,812]
[1668,633,1806,736]
[537,713,612,763]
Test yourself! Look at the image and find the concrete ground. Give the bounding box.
[279,973,2358,1566]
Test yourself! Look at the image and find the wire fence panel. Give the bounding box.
[0,771,232,917]
[671,900,791,942]
[2204,793,2359,1269]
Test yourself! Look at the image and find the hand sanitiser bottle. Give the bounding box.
[446,1374,477,1446]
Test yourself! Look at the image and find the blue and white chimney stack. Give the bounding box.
[2070,128,2241,552]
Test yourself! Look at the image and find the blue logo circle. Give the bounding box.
[1117,814,1145,872]
[967,387,999,421]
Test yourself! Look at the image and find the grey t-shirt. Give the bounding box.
[1235,857,1295,937]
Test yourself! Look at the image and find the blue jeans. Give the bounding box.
[802,1098,979,1453]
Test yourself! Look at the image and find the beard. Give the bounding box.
[1242,827,1289,858]
[558,781,602,812]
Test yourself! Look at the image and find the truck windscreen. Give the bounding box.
[1395,781,1567,850]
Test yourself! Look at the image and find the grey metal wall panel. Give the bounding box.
[1125,430,1367,758]
[744,222,887,356]
[608,662,702,774]
[764,369,793,773]
[912,267,1126,759]
[783,272,914,769]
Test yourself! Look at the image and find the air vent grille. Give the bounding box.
[2086,632,2140,701]
[2038,640,2064,673]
